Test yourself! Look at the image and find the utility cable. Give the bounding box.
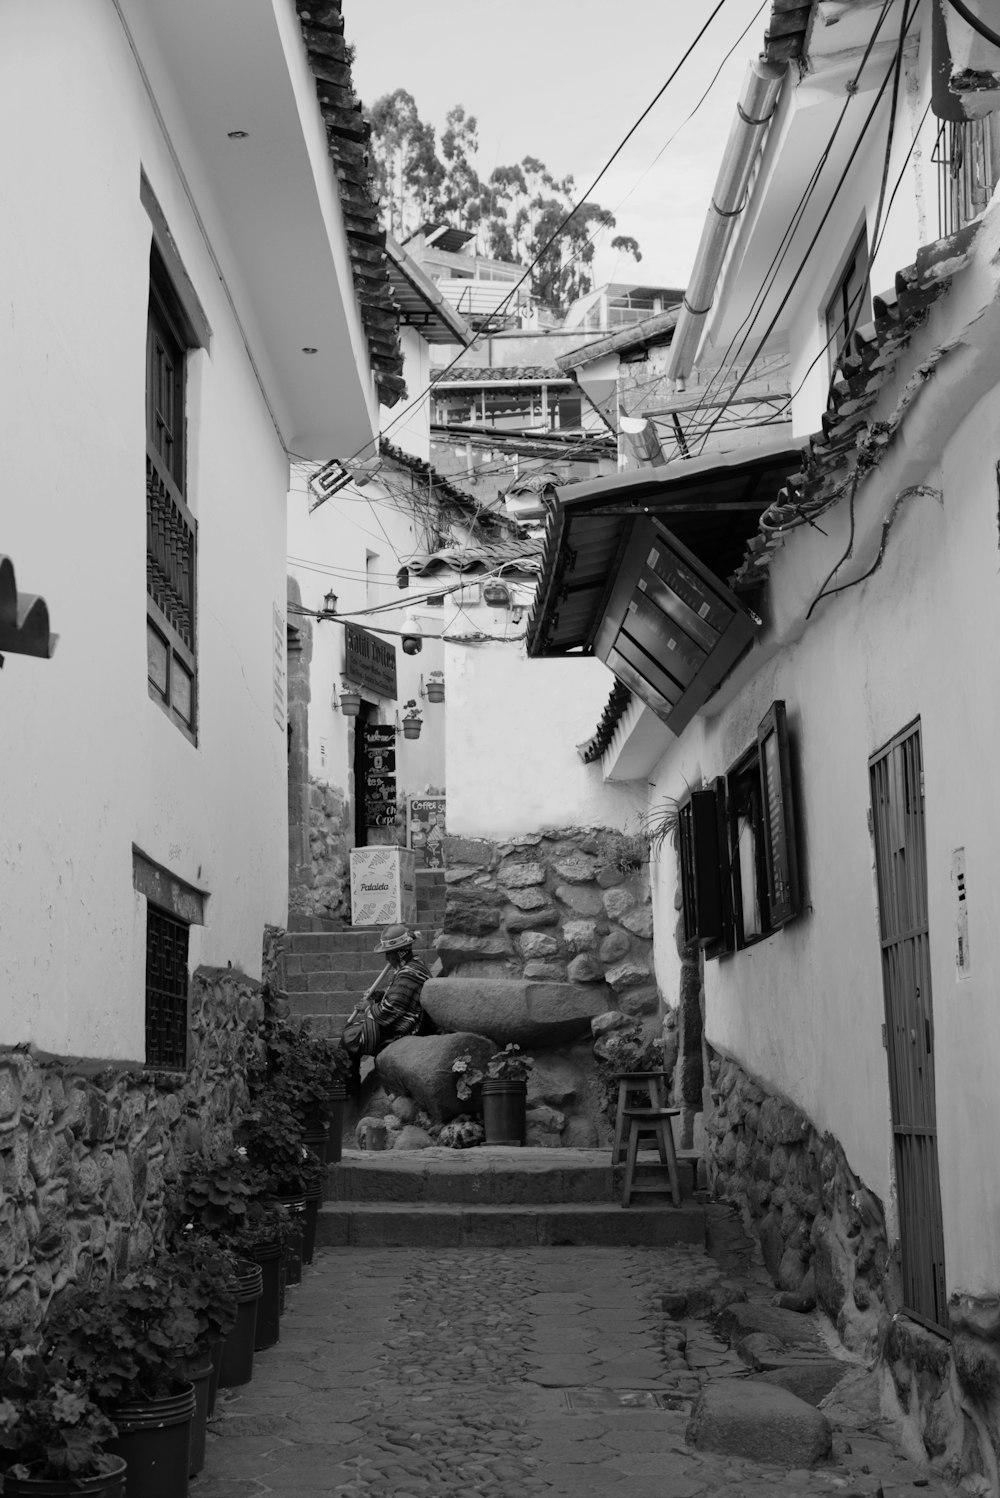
[333,0,733,473]
[690,2,915,459]
[685,0,896,432]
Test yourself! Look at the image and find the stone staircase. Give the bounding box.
[283,869,445,1035]
[316,1147,711,1249]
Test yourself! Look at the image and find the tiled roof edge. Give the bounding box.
[295,2,406,408]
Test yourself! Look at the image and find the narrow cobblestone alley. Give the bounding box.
[192,1245,955,1498]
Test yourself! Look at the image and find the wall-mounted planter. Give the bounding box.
[340,691,362,716]
[426,682,445,703]
[402,719,422,739]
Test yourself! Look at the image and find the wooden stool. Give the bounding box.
[611,1070,672,1165]
[621,1106,682,1208]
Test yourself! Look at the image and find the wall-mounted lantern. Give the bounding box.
[323,590,338,615]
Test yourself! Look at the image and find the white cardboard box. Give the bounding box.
[350,846,417,927]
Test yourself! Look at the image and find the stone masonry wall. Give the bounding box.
[288,775,352,926]
[0,966,266,1336]
[707,1047,999,1484]
[439,826,657,1012]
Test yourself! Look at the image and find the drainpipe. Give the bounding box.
[667,55,787,390]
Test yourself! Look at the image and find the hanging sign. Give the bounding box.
[363,723,397,826]
[344,623,397,700]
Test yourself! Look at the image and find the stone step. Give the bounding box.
[315,1199,708,1249]
[330,1148,617,1204]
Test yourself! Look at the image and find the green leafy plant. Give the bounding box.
[593,1023,666,1126]
[402,699,422,720]
[0,1341,118,1482]
[262,1017,351,1120]
[44,1253,206,1406]
[173,1143,255,1238]
[236,1088,324,1197]
[452,1044,533,1101]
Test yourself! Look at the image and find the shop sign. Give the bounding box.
[344,623,397,700]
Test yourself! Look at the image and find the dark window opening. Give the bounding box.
[145,904,190,1069]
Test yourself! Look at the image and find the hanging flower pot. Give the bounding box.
[426,672,445,703]
[339,691,362,717]
[402,718,422,739]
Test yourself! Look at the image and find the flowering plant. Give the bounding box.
[236,1088,324,1197]
[402,699,422,720]
[452,1044,533,1100]
[0,1342,118,1481]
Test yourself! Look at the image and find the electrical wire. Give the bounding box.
[945,0,1000,47]
[332,0,733,473]
[689,1,916,459]
[684,0,897,438]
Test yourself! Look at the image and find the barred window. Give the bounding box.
[145,904,190,1069]
[147,244,197,738]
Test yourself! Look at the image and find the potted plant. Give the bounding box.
[0,1341,125,1496]
[401,700,422,739]
[339,679,362,716]
[425,670,445,703]
[161,1233,239,1473]
[262,1016,350,1163]
[236,1091,325,1281]
[453,1044,533,1146]
[44,1259,202,1498]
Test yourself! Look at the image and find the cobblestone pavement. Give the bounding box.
[193,1246,957,1498]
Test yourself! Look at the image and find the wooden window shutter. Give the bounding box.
[757,700,801,928]
[678,788,724,945]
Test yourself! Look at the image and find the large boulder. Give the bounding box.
[421,978,611,1047]
[374,1032,494,1122]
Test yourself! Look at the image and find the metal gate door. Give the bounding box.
[869,722,947,1330]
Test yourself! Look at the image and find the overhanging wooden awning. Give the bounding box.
[526,439,802,736]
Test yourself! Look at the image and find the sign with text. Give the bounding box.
[409,795,446,867]
[363,723,397,827]
[344,623,397,701]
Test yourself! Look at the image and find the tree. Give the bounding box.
[366,94,641,316]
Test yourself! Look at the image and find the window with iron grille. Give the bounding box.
[677,700,801,956]
[932,114,1000,240]
[147,244,197,738]
[145,904,190,1069]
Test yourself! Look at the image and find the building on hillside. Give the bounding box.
[0,0,397,1317]
[561,281,685,336]
[527,0,1000,1476]
[401,222,532,331]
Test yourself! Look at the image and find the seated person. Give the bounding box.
[339,923,433,1088]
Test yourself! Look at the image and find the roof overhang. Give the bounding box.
[126,0,379,458]
[385,236,474,346]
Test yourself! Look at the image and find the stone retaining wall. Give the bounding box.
[439,827,657,1011]
[289,775,352,925]
[706,1046,1000,1483]
[0,966,266,1336]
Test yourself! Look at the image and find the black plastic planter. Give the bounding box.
[2,1460,128,1498]
[481,1079,527,1146]
[218,1260,262,1388]
[110,1383,195,1498]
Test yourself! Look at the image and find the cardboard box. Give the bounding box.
[350,846,417,927]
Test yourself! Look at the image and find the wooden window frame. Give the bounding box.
[825,226,871,369]
[146,244,198,741]
[676,699,801,959]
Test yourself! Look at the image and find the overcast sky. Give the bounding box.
[345,0,771,289]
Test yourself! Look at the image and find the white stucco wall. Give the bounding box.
[648,381,1000,1297]
[0,4,306,1057]
[446,642,645,838]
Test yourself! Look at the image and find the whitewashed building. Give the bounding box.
[0,0,395,1063]
[528,0,1000,1474]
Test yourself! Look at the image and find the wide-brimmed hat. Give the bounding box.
[374,923,418,953]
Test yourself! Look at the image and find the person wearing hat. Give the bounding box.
[338,923,433,1090]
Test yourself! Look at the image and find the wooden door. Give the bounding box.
[869,721,947,1330]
